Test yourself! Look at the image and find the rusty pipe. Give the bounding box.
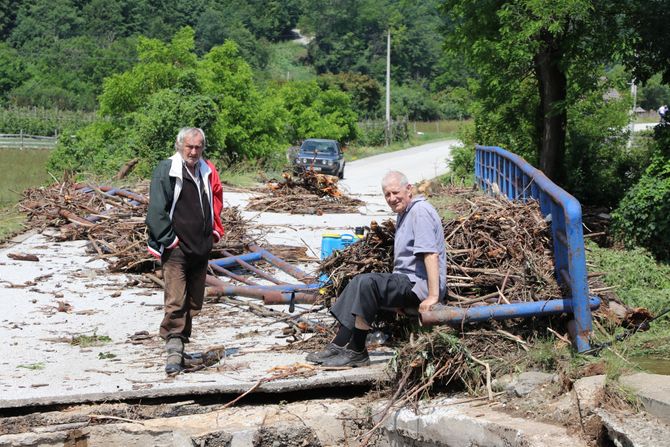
[420,297,601,326]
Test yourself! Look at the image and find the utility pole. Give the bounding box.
[385,29,391,146]
[630,78,637,136]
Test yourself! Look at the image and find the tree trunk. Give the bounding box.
[534,32,567,184]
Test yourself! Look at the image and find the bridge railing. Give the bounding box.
[474,145,594,351]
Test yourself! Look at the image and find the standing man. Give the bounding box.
[307,171,447,367]
[146,127,224,374]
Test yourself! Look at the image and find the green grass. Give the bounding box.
[0,148,52,206]
[587,241,670,360]
[263,41,315,82]
[0,148,50,242]
[0,207,25,243]
[412,120,466,135]
[70,333,112,347]
[587,242,670,313]
[17,362,45,370]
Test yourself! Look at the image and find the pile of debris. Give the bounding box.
[319,193,561,304]
[315,191,638,434]
[247,170,363,214]
[19,181,252,273]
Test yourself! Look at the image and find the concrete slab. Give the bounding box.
[620,373,670,424]
[378,395,588,447]
[596,408,670,447]
[0,231,394,410]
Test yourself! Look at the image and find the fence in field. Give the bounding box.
[0,132,57,150]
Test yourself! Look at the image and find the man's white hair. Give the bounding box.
[175,127,206,151]
[381,171,409,189]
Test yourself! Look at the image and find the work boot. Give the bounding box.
[305,343,345,364]
[165,337,184,375]
[321,347,370,368]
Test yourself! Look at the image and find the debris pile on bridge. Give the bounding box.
[19,181,252,273]
[318,192,561,303]
[247,170,363,214]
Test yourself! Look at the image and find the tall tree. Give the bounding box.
[441,0,628,182]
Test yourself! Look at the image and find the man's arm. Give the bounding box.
[419,252,440,312]
[206,160,224,242]
[146,163,178,257]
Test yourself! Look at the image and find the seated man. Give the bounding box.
[307,170,447,367]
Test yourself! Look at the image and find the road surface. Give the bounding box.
[340,139,459,198]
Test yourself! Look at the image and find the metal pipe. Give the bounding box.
[206,274,320,292]
[221,249,288,285]
[209,263,258,285]
[206,285,320,305]
[249,244,313,281]
[420,297,601,326]
[210,252,263,269]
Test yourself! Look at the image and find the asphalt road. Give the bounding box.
[339,139,460,198]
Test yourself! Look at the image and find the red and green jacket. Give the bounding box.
[146,153,224,258]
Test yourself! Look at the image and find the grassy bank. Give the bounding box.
[587,242,670,360]
[0,148,52,205]
[0,148,52,243]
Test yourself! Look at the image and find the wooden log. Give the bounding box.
[8,252,39,262]
[115,158,139,180]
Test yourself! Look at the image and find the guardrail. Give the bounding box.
[0,132,57,149]
[474,145,594,352]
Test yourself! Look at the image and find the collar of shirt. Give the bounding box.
[397,195,426,226]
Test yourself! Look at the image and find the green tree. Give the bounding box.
[441,0,632,183]
[99,27,197,117]
[0,0,16,40]
[0,43,26,100]
[621,0,670,85]
[638,73,670,111]
[10,0,84,51]
[243,0,301,42]
[275,80,358,143]
[51,27,360,176]
[317,72,381,117]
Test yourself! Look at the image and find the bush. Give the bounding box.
[47,121,130,176]
[612,156,670,261]
[565,90,642,206]
[445,123,476,184]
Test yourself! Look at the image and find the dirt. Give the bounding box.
[253,427,321,447]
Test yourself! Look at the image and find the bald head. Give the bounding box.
[381,171,409,190]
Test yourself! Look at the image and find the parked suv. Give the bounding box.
[292,138,345,179]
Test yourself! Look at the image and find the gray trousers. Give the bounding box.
[330,273,420,329]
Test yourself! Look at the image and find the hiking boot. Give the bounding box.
[321,347,370,367]
[165,337,184,375]
[305,343,345,364]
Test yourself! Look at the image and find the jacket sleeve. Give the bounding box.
[146,161,178,258]
[206,160,225,242]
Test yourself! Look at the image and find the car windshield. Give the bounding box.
[301,141,336,155]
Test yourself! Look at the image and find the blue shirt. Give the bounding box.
[392,196,447,300]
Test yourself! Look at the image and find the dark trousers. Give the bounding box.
[330,273,420,330]
[160,247,208,341]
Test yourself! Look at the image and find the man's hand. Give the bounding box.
[419,295,439,313]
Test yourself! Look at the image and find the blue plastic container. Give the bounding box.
[321,233,356,259]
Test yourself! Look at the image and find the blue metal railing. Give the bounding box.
[475,145,595,352]
[422,146,597,352]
